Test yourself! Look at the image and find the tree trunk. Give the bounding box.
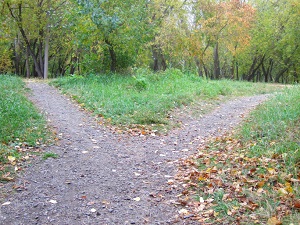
[194,56,203,77]
[7,3,44,78]
[38,41,44,76]
[105,39,117,73]
[152,44,167,72]
[236,61,239,80]
[247,54,265,81]
[70,56,77,75]
[213,42,220,79]
[44,33,49,79]
[25,46,30,78]
[13,36,21,75]
[44,12,50,79]
[275,68,289,83]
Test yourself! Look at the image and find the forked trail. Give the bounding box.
[0,81,269,224]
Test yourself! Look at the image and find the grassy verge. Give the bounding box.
[0,75,52,182]
[51,69,283,132]
[177,85,300,224]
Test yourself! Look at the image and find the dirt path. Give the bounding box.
[0,82,270,225]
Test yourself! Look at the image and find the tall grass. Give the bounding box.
[240,85,300,174]
[51,69,281,127]
[0,75,51,164]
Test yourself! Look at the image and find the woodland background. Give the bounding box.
[1,0,299,83]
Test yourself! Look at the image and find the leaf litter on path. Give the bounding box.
[175,134,300,224]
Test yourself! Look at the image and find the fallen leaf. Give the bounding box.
[7,156,16,164]
[257,180,265,188]
[278,188,288,196]
[1,176,14,181]
[133,197,140,202]
[49,199,57,204]
[267,217,282,225]
[102,200,110,205]
[267,168,276,175]
[293,200,300,209]
[198,176,207,181]
[2,202,11,206]
[213,211,219,217]
[285,182,293,193]
[167,179,174,185]
[179,208,189,215]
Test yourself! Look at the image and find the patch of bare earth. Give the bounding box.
[0,81,270,224]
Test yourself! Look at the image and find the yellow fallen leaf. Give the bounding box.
[285,182,293,193]
[267,216,282,225]
[278,188,288,196]
[268,168,276,175]
[198,176,207,181]
[213,211,219,217]
[8,156,16,163]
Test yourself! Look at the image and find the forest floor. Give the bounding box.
[0,81,270,225]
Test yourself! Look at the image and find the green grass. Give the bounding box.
[240,86,300,173]
[0,75,52,179]
[51,69,282,130]
[237,85,300,224]
[42,152,59,160]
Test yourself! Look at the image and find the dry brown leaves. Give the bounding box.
[174,135,300,224]
[1,144,41,182]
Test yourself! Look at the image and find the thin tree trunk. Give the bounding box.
[13,36,21,75]
[213,42,221,79]
[105,39,117,73]
[44,25,49,79]
[194,57,203,77]
[25,46,30,78]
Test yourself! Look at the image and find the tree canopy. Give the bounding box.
[1,0,299,83]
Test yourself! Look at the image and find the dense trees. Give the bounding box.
[0,0,299,83]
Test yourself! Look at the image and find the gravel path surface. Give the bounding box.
[0,82,270,225]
